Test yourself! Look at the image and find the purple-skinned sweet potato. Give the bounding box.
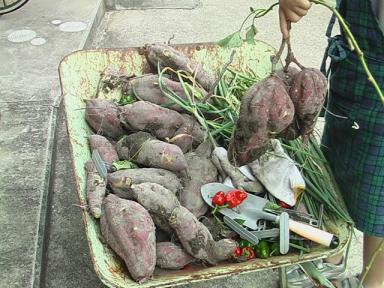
[116,132,187,172]
[228,75,295,165]
[144,43,215,91]
[88,134,119,171]
[85,160,107,219]
[130,183,234,265]
[130,74,189,112]
[169,114,205,153]
[119,101,184,140]
[180,142,218,217]
[100,194,156,283]
[85,99,125,140]
[156,242,194,269]
[288,68,327,137]
[108,168,182,197]
[211,239,238,262]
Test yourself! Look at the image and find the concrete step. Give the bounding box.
[106,0,199,10]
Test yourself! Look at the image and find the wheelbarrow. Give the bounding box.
[58,41,352,288]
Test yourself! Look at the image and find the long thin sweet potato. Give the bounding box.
[130,183,235,265]
[156,242,194,269]
[144,43,215,91]
[180,142,218,217]
[108,168,182,197]
[85,160,106,219]
[88,134,119,171]
[211,147,263,193]
[116,132,187,172]
[85,99,125,140]
[100,194,156,283]
[119,101,184,140]
[130,74,189,112]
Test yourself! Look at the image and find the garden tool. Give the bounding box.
[201,183,339,248]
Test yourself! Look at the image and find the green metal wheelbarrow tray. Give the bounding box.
[58,41,352,288]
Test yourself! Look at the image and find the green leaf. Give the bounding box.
[233,218,246,225]
[245,25,258,45]
[264,201,281,211]
[117,94,135,106]
[217,31,243,48]
[112,160,138,170]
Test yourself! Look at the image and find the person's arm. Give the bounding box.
[279,0,312,38]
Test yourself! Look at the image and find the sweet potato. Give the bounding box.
[169,114,205,153]
[145,43,215,91]
[88,135,119,171]
[289,68,327,137]
[119,101,184,140]
[100,194,156,283]
[228,75,295,165]
[168,206,215,263]
[108,168,182,197]
[130,74,189,112]
[156,242,194,269]
[85,99,125,140]
[85,160,106,219]
[274,66,300,90]
[211,239,238,262]
[130,183,234,264]
[116,132,187,172]
[180,142,218,217]
[108,170,179,234]
[212,147,263,193]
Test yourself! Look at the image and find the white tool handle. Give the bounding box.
[289,219,339,248]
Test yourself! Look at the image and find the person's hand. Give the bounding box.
[279,0,312,39]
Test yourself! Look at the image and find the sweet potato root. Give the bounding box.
[100,194,156,283]
[144,43,215,91]
[289,68,327,137]
[274,66,300,90]
[130,183,232,264]
[108,168,182,197]
[180,142,218,217]
[85,99,125,140]
[85,160,106,219]
[211,147,263,193]
[116,132,187,172]
[168,206,215,263]
[211,239,237,262]
[169,114,205,153]
[119,101,184,140]
[228,75,295,165]
[130,74,189,112]
[88,135,119,171]
[156,242,194,269]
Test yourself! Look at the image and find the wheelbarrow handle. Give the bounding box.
[289,219,339,248]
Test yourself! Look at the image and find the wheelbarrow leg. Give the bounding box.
[279,266,288,288]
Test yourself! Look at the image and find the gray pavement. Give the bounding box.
[0,0,362,287]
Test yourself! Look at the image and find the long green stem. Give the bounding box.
[358,240,384,288]
[310,0,384,105]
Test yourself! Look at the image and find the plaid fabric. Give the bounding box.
[322,0,384,236]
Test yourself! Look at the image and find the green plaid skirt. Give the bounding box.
[322,0,384,236]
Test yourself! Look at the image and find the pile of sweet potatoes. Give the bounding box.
[83,43,327,283]
[229,66,327,165]
[83,44,242,283]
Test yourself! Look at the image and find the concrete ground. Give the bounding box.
[0,0,362,287]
